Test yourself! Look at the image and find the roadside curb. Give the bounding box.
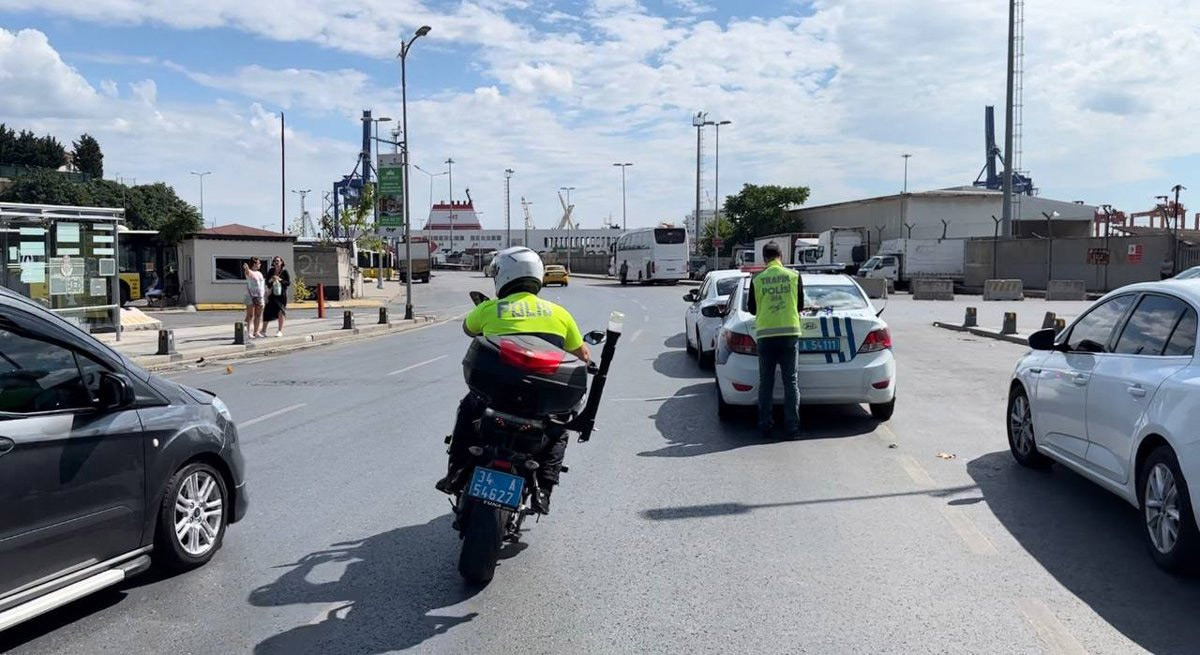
[932,321,1030,346]
[130,316,438,372]
[194,299,386,311]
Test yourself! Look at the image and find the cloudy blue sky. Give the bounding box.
[1,0,1197,230]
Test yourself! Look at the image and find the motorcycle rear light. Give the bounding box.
[498,338,564,374]
[725,330,757,355]
[491,459,512,470]
[872,379,891,389]
[858,328,892,354]
[732,382,753,392]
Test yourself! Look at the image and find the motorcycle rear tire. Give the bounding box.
[458,504,505,584]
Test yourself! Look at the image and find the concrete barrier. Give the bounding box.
[856,277,889,299]
[378,307,389,324]
[1001,312,1018,335]
[964,307,978,327]
[1046,280,1086,301]
[1042,311,1057,329]
[912,278,954,301]
[342,310,355,330]
[983,279,1024,301]
[156,329,176,355]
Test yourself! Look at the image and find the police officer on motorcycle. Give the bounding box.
[436,247,589,514]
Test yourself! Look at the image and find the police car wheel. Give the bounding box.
[716,379,735,422]
[685,329,697,356]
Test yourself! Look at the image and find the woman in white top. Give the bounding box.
[244,257,267,338]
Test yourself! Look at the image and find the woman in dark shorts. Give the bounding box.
[263,256,291,337]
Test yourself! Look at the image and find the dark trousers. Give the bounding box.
[448,393,569,486]
[757,335,800,433]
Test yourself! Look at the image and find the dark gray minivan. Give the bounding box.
[0,288,248,631]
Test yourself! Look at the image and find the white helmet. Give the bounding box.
[493,246,544,296]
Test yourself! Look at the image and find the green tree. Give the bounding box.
[335,183,384,252]
[723,183,811,248]
[700,216,734,256]
[0,124,16,164]
[0,169,88,204]
[71,134,104,178]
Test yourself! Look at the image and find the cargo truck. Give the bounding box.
[857,238,965,287]
[752,227,867,273]
[397,238,432,283]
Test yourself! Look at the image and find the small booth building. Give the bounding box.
[179,224,295,306]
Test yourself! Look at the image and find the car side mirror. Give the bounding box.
[701,304,726,318]
[683,291,697,302]
[1027,328,1056,351]
[583,330,606,346]
[97,372,135,411]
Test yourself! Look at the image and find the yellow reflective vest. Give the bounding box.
[752,260,802,339]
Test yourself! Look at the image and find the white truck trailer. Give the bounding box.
[857,238,965,287]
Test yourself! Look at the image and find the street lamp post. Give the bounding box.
[1172,184,1187,276]
[372,116,393,289]
[612,162,632,231]
[414,164,448,221]
[445,157,455,261]
[692,111,709,253]
[504,168,514,248]
[902,154,912,193]
[1042,210,1060,286]
[291,188,311,236]
[399,25,431,320]
[712,120,731,262]
[190,171,211,227]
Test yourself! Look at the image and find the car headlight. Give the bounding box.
[211,395,232,423]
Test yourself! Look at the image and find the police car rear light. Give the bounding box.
[858,328,892,353]
[725,330,757,355]
[498,338,564,374]
[732,382,754,392]
[872,379,891,389]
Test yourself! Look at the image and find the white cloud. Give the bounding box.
[509,62,573,94]
[99,79,119,97]
[0,28,102,118]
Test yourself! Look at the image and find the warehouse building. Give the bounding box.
[787,187,1097,242]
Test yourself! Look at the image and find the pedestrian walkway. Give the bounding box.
[97,309,433,371]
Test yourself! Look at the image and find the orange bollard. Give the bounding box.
[317,283,326,319]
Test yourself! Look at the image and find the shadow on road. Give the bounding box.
[640,384,880,457]
[968,451,1200,655]
[663,333,687,349]
[639,483,979,521]
[652,349,711,380]
[249,514,483,654]
[0,588,126,653]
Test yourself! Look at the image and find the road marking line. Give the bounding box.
[387,355,447,376]
[899,454,937,487]
[612,393,699,402]
[1017,598,1086,654]
[240,403,306,428]
[630,328,643,343]
[939,506,998,555]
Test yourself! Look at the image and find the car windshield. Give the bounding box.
[715,277,742,296]
[739,282,867,311]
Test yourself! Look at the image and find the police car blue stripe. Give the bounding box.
[844,316,857,361]
[819,316,833,364]
[831,317,846,363]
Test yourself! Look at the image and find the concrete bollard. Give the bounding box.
[233,322,246,345]
[1054,317,1067,334]
[1001,312,1018,335]
[984,279,1024,301]
[964,306,978,327]
[378,307,389,324]
[342,310,355,330]
[1042,311,1057,329]
[912,278,954,300]
[156,329,176,355]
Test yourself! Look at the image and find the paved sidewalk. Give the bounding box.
[97,309,434,371]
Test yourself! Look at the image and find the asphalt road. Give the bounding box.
[2,274,1191,654]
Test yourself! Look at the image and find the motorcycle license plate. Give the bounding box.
[799,338,841,353]
[467,467,524,510]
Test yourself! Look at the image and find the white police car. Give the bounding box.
[713,273,897,421]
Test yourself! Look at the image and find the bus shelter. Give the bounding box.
[0,202,124,332]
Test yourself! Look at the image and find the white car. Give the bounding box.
[683,270,748,368]
[1008,281,1200,571]
[713,273,896,421]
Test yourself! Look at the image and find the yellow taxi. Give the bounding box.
[543,264,569,287]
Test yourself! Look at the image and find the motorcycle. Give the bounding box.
[447,291,622,584]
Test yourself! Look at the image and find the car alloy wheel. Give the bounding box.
[1009,393,1034,457]
[174,470,224,557]
[1145,462,1181,555]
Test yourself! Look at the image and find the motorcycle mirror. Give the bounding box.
[583,329,606,346]
[469,291,490,306]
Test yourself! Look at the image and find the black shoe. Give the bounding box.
[435,475,455,495]
[531,487,553,515]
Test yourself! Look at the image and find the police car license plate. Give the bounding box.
[799,338,841,353]
[467,467,524,510]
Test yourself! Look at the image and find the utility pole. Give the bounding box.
[902,154,911,193]
[504,168,514,248]
[1000,0,1016,238]
[713,120,731,260]
[1173,184,1187,276]
[613,162,632,231]
[399,25,431,320]
[693,111,708,253]
[280,112,286,233]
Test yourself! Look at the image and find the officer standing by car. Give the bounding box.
[747,241,804,438]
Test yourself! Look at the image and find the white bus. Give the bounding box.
[613,227,689,285]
